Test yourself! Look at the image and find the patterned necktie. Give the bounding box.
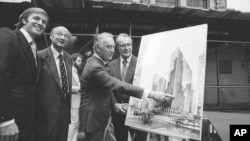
[58,54,69,98]
[121,59,128,81]
[30,41,37,66]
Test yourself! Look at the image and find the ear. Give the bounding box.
[21,18,27,25]
[95,46,101,53]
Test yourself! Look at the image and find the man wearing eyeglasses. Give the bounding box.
[109,33,147,141]
[80,32,173,141]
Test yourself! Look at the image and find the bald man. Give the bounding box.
[34,26,72,141]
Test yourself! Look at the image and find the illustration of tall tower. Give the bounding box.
[166,47,193,113]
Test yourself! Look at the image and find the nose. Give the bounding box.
[37,19,43,25]
[125,44,130,49]
[111,47,115,53]
[60,35,66,40]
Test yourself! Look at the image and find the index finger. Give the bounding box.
[163,93,175,98]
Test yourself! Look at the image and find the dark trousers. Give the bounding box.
[16,104,35,141]
[112,112,147,141]
[35,99,69,141]
[16,121,33,141]
[85,130,105,141]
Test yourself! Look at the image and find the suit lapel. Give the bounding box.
[113,58,122,80]
[45,48,61,90]
[15,30,37,79]
[125,56,137,82]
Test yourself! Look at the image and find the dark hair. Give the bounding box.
[15,7,49,29]
[72,53,83,62]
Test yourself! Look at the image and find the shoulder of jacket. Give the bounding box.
[110,58,119,65]
[37,47,49,58]
[0,27,16,39]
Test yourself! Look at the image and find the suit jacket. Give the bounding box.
[109,55,137,104]
[35,47,72,136]
[80,55,144,133]
[0,27,38,138]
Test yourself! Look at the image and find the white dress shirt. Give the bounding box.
[72,65,80,94]
[51,45,68,86]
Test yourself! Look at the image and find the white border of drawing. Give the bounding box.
[125,24,208,140]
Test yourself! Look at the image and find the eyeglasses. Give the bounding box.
[119,43,132,48]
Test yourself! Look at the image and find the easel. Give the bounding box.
[168,136,190,141]
[144,133,191,141]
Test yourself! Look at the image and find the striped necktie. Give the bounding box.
[121,59,128,81]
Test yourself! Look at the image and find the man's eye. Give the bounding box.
[56,32,63,36]
[106,45,114,49]
[42,20,47,25]
[33,17,40,20]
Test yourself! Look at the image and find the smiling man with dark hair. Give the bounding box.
[0,7,49,141]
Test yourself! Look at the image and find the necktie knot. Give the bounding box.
[123,59,127,66]
[58,54,63,60]
[29,41,35,46]
[105,63,109,68]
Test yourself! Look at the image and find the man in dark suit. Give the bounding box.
[0,7,49,141]
[109,33,147,141]
[80,32,173,141]
[34,26,72,141]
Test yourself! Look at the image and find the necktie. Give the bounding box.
[105,63,109,70]
[121,59,128,81]
[58,54,69,98]
[30,41,37,66]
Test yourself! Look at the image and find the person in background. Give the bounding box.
[0,7,49,141]
[109,33,147,141]
[68,53,83,141]
[34,26,72,141]
[80,32,173,141]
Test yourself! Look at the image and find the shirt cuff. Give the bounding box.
[142,89,149,99]
[72,86,80,94]
[0,119,15,128]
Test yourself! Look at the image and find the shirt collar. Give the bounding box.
[120,55,132,65]
[94,53,108,66]
[20,28,33,44]
[51,45,64,60]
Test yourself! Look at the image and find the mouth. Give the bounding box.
[58,41,66,44]
[33,24,44,31]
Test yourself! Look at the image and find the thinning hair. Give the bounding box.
[115,33,133,46]
[50,26,71,35]
[93,32,113,53]
[15,7,49,29]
